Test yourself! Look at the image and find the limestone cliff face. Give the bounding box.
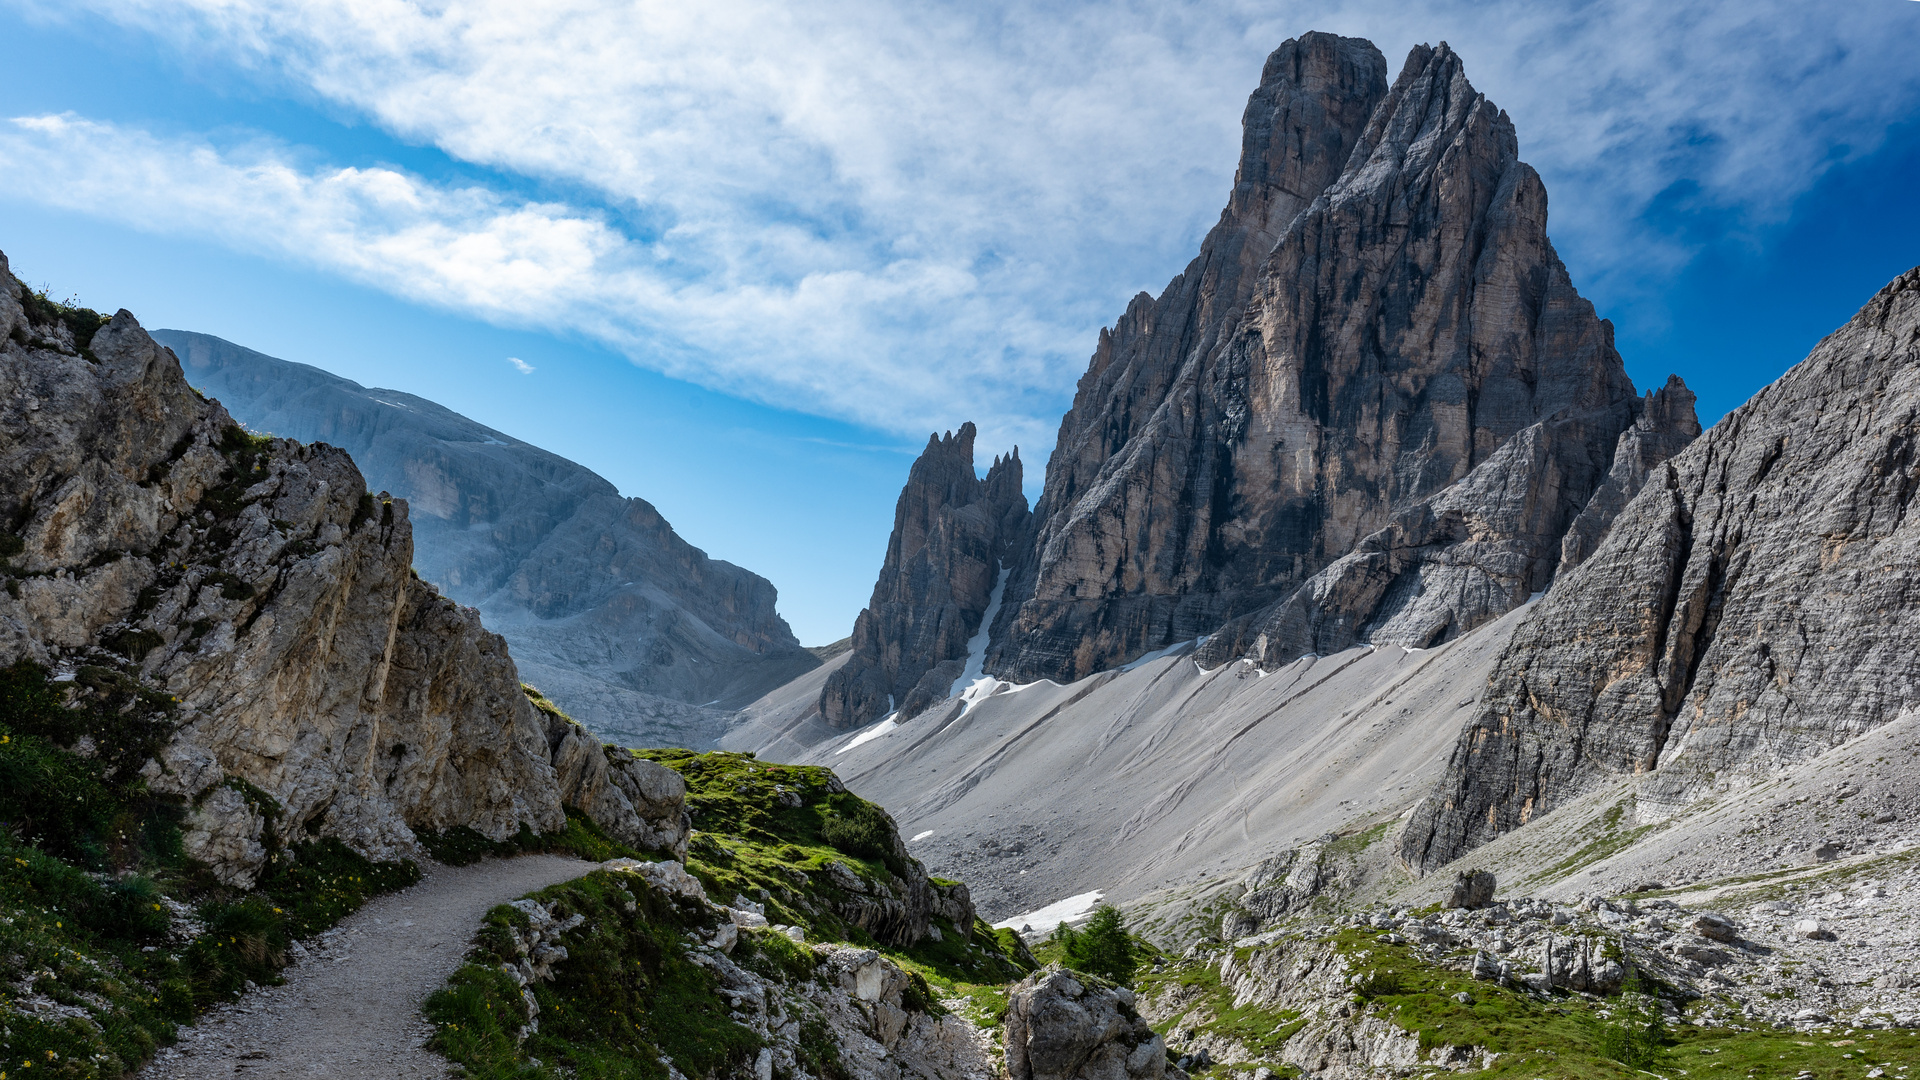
[152,330,817,748]
[1197,375,1700,667]
[0,253,679,885]
[1402,268,1920,871]
[820,424,1027,728]
[985,37,1690,684]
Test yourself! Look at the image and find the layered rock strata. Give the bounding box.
[153,329,818,745]
[982,36,1691,684]
[821,423,1027,728]
[0,254,681,884]
[1403,267,1920,871]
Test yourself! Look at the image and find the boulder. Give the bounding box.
[1445,870,1497,910]
[1690,913,1740,943]
[1005,967,1168,1080]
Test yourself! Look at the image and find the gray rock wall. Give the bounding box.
[1403,267,1920,871]
[0,253,687,884]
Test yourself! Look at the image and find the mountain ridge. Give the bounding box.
[152,329,819,747]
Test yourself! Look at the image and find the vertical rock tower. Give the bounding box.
[820,424,1028,728]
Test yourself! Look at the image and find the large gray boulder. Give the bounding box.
[1005,967,1169,1080]
[1404,266,1920,870]
[539,696,691,858]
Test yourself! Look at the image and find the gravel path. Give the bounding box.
[140,853,596,1079]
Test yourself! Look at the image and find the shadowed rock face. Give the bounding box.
[1403,268,1920,872]
[151,330,817,747]
[821,423,1028,729]
[1195,375,1700,669]
[985,36,1691,685]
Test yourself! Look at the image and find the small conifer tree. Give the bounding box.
[1057,905,1137,986]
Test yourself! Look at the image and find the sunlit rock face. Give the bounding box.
[153,329,819,749]
[984,35,1694,685]
[1405,266,1920,871]
[0,252,564,885]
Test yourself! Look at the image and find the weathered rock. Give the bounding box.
[541,699,692,858]
[1005,966,1167,1080]
[1445,870,1497,910]
[0,252,685,884]
[1403,266,1920,870]
[986,36,1689,684]
[822,423,1027,727]
[1691,912,1740,943]
[1556,376,1701,575]
[153,329,819,747]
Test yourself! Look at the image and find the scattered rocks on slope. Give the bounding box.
[1004,966,1173,1080]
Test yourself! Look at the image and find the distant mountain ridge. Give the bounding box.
[154,329,818,747]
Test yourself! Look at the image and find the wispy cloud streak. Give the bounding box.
[2,0,1916,452]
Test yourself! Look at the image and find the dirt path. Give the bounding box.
[140,853,596,1079]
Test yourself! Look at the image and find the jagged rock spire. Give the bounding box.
[819,422,1029,728]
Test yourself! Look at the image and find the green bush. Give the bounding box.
[1582,980,1669,1067]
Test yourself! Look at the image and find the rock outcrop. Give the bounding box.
[535,689,693,858]
[1403,267,1920,871]
[0,253,683,885]
[1004,967,1171,1080]
[152,329,819,747]
[980,35,1692,684]
[820,423,1027,728]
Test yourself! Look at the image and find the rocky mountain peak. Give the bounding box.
[819,422,1030,729]
[970,34,1687,686]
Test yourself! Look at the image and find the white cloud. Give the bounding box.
[3,0,1917,453]
[506,356,535,374]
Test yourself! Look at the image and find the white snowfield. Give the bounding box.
[993,890,1104,932]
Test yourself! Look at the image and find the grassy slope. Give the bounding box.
[1138,922,1920,1079]
[424,743,1034,1080]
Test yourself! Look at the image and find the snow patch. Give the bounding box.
[1120,638,1198,672]
[910,830,934,842]
[993,890,1105,932]
[948,567,1008,701]
[836,716,897,754]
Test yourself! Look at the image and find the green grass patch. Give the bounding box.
[425,869,762,1080]
[1145,924,1920,1079]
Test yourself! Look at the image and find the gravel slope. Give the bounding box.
[140,854,595,1079]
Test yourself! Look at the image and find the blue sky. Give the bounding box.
[2,1,1918,644]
